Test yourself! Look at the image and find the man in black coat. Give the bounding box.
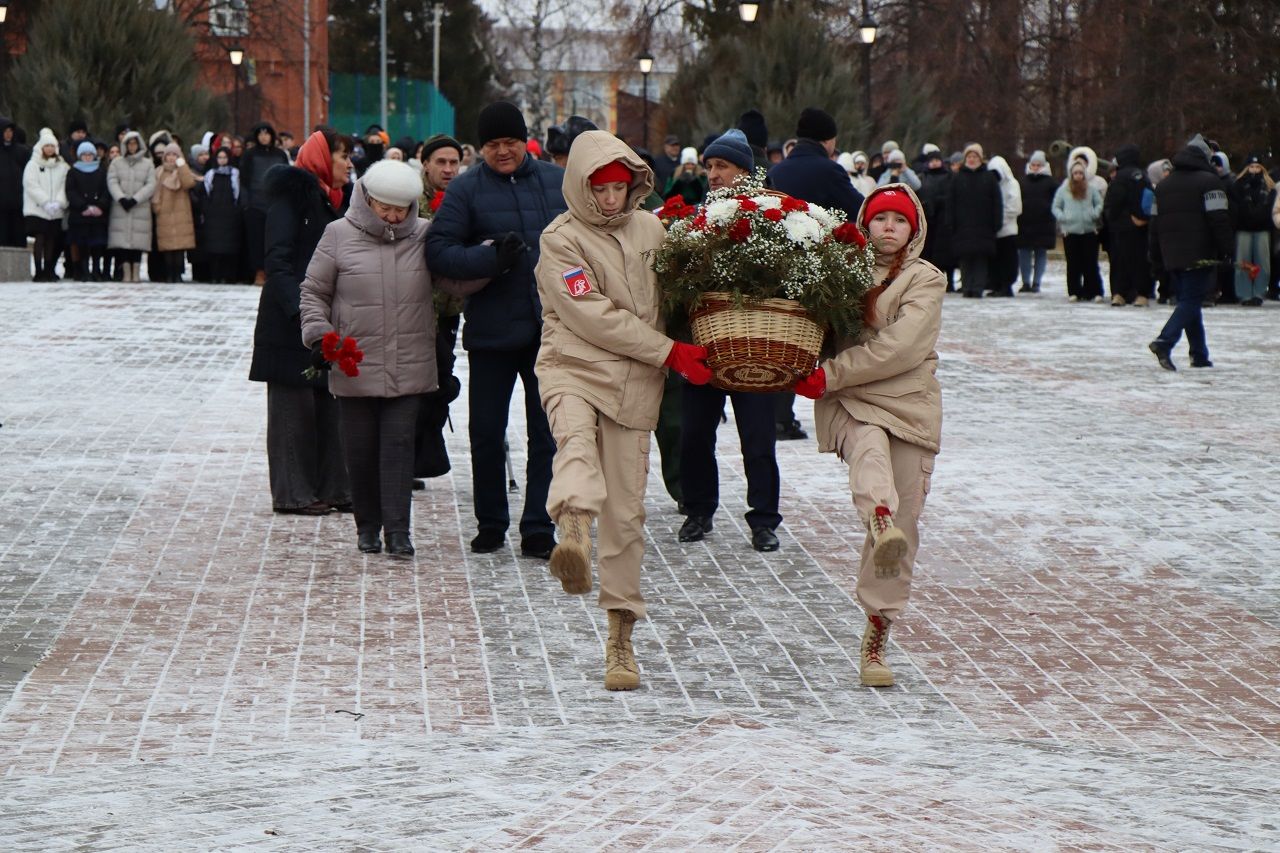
[1148,134,1234,371]
[767,107,865,221]
[918,150,956,289]
[425,101,567,558]
[946,143,1003,297]
[1104,144,1154,306]
[238,122,291,285]
[0,117,29,247]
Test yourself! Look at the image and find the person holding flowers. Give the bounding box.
[534,130,712,691]
[300,159,482,557]
[791,184,944,688]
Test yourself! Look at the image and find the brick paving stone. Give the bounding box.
[0,271,1278,849]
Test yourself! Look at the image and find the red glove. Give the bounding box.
[793,367,826,399]
[665,342,712,385]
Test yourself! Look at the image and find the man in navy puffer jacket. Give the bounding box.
[426,101,567,557]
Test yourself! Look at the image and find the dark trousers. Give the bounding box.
[1063,233,1103,299]
[0,208,24,247]
[653,371,683,505]
[339,395,422,536]
[265,384,350,510]
[467,343,555,538]
[245,207,268,275]
[991,235,1018,291]
[28,218,61,279]
[1156,267,1213,364]
[414,314,460,479]
[958,253,989,296]
[680,381,781,530]
[1108,227,1152,302]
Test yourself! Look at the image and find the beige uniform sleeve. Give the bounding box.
[536,228,674,368]
[822,270,944,391]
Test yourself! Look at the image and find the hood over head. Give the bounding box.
[1025,150,1052,176]
[1115,144,1141,168]
[561,130,655,229]
[851,150,868,167]
[1067,146,1099,178]
[1146,159,1171,184]
[121,131,147,161]
[1210,151,1230,173]
[345,178,420,242]
[250,123,278,146]
[987,155,1016,184]
[856,182,928,265]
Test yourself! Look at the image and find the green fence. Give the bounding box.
[328,73,455,141]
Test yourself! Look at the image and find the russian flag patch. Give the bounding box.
[562,266,592,297]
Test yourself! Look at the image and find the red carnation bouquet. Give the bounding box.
[304,330,364,379]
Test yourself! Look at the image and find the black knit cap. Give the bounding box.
[737,109,768,149]
[422,133,463,160]
[476,101,527,146]
[795,107,837,142]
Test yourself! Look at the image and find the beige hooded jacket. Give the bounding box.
[815,183,945,454]
[534,131,674,431]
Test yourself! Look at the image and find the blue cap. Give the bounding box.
[702,128,754,172]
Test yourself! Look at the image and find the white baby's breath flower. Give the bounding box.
[783,212,822,246]
[705,199,741,227]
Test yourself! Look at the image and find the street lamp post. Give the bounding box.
[228,44,245,137]
[858,3,878,134]
[0,2,9,25]
[637,51,654,151]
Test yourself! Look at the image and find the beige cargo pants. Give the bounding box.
[829,407,935,623]
[544,394,650,619]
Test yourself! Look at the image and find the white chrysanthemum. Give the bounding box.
[753,195,783,210]
[705,199,741,227]
[807,204,839,230]
[783,212,822,246]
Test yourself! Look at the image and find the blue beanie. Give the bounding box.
[76,141,97,158]
[702,128,754,172]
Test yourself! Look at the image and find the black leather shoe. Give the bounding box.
[411,479,426,491]
[1190,359,1214,368]
[751,527,780,552]
[358,529,382,554]
[1148,341,1176,372]
[471,530,505,553]
[678,516,713,542]
[776,419,808,441]
[386,531,415,557]
[520,532,555,560]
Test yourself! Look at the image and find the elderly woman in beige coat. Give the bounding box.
[793,183,943,688]
[300,160,483,557]
[534,131,711,691]
[150,142,197,282]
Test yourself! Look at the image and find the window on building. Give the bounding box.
[210,0,250,38]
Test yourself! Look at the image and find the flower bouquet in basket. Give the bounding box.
[652,172,876,392]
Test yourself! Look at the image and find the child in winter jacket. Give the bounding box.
[533,130,712,691]
[792,184,944,687]
[22,127,69,281]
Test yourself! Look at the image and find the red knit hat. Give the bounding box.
[861,188,918,233]
[589,160,632,186]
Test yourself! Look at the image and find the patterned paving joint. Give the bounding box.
[0,275,1277,848]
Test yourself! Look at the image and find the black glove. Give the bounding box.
[119,198,137,211]
[309,341,331,371]
[494,232,526,274]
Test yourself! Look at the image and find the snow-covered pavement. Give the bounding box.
[1,268,1277,850]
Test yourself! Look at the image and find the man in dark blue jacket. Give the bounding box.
[766,107,865,221]
[1148,134,1234,371]
[426,101,567,557]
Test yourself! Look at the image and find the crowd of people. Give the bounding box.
[0,102,1260,690]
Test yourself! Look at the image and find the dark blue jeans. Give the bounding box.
[1156,267,1213,364]
[467,343,555,538]
[680,381,781,531]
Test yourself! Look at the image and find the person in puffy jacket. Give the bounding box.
[791,184,943,688]
[22,127,69,281]
[1016,151,1056,293]
[425,101,567,560]
[1103,144,1155,306]
[251,129,355,515]
[946,143,1002,297]
[150,142,198,282]
[1052,160,1105,302]
[199,146,243,282]
[65,141,111,280]
[986,155,1023,296]
[917,150,954,288]
[0,116,30,248]
[533,131,711,692]
[239,123,291,285]
[300,160,483,557]
[1229,153,1275,305]
[107,131,156,283]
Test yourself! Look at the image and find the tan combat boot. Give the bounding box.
[860,613,894,687]
[604,609,640,691]
[870,506,907,578]
[549,509,592,595]
[1134,295,1149,307]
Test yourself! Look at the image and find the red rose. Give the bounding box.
[728,218,752,242]
[833,222,867,246]
[763,208,784,222]
[780,196,809,213]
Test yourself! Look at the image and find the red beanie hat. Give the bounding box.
[589,160,632,186]
[861,188,918,233]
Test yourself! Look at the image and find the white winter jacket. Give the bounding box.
[988,156,1022,237]
[22,128,69,221]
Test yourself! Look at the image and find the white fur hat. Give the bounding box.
[361,159,423,207]
[680,146,698,165]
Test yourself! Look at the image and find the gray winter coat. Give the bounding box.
[107,132,156,251]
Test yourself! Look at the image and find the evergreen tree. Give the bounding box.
[328,0,498,142]
[1,0,223,145]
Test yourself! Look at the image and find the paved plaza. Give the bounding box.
[1,267,1278,850]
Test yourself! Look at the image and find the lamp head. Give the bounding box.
[738,1,759,23]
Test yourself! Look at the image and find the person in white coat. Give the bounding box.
[22,127,69,281]
[987,154,1023,296]
[848,151,877,197]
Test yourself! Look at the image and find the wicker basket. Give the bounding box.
[689,292,825,393]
